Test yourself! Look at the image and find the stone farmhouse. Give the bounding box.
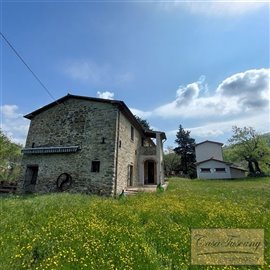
[18,94,166,196]
[195,140,246,179]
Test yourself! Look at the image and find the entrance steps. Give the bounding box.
[125,183,168,196]
[0,181,17,194]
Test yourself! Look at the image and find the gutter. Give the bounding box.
[114,109,120,197]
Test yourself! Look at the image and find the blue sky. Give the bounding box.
[0,1,269,148]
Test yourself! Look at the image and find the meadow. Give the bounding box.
[0,177,269,270]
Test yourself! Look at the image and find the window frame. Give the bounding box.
[91,160,100,173]
[127,164,133,186]
[131,126,134,141]
[215,168,226,172]
[200,168,211,173]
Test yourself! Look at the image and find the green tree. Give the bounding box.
[174,125,196,177]
[227,126,270,176]
[164,151,182,176]
[135,116,152,130]
[0,129,22,181]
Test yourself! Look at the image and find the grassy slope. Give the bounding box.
[0,177,270,270]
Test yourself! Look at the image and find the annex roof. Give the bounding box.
[230,165,248,172]
[24,94,166,140]
[195,158,247,172]
[195,158,232,166]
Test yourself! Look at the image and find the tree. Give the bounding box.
[227,126,270,176]
[0,129,22,181]
[135,116,152,130]
[164,151,182,176]
[174,125,196,177]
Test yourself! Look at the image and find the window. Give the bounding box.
[131,126,134,141]
[91,161,100,172]
[215,168,226,172]
[201,168,211,173]
[128,165,133,186]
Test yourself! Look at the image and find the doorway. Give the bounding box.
[24,165,38,193]
[128,165,133,186]
[144,160,156,185]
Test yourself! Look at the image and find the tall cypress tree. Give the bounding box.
[174,125,196,176]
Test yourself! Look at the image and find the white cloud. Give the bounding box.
[131,68,269,142]
[166,110,269,143]
[130,108,152,119]
[0,105,29,145]
[217,68,270,111]
[1,105,22,119]
[97,91,115,100]
[65,61,102,83]
[189,112,269,138]
[160,1,267,17]
[64,59,133,85]
[176,82,200,106]
[154,68,270,119]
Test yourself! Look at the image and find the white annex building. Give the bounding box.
[195,140,246,179]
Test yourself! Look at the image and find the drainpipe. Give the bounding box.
[114,109,120,197]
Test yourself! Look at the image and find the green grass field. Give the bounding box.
[1,177,269,270]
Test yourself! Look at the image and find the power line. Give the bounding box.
[0,31,57,101]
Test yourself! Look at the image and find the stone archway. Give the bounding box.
[144,160,157,185]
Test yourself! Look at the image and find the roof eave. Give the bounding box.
[195,158,232,165]
[23,94,167,139]
[195,140,224,147]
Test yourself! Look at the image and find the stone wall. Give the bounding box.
[19,98,118,195]
[116,112,142,193]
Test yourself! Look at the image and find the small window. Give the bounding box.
[201,168,211,173]
[215,168,226,172]
[91,161,100,172]
[131,126,134,141]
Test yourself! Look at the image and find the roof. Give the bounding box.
[24,94,125,119]
[195,140,224,147]
[144,130,166,140]
[22,146,80,155]
[229,165,248,172]
[195,158,232,166]
[24,94,166,140]
[195,158,247,171]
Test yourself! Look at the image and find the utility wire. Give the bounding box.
[0,31,57,102]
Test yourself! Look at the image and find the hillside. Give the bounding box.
[0,130,22,181]
[1,177,270,269]
[261,132,270,145]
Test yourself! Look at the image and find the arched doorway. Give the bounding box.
[144,160,157,185]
